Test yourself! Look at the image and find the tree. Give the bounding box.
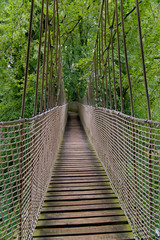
[0,0,160,121]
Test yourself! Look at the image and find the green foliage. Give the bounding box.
[59,0,101,101]
[0,0,31,120]
[122,0,160,120]
[0,0,160,121]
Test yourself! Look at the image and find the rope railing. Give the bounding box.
[79,0,160,239]
[0,0,67,239]
[79,105,160,240]
[0,106,67,239]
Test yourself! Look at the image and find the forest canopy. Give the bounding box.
[0,0,160,121]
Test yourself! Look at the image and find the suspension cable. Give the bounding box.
[135,0,151,120]
[34,0,44,116]
[21,0,34,119]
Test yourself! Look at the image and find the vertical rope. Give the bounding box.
[20,2,34,239]
[55,0,59,104]
[56,0,61,104]
[100,16,105,106]
[91,63,95,106]
[44,27,50,111]
[104,0,107,46]
[106,0,115,110]
[40,0,49,113]
[115,0,123,113]
[34,0,44,116]
[49,46,54,108]
[136,2,152,235]
[21,0,34,119]
[97,31,100,106]
[104,0,108,108]
[110,12,117,110]
[120,0,134,116]
[96,40,99,105]
[135,0,151,120]
[94,51,98,106]
[107,52,112,109]
[52,0,56,106]
[47,29,51,110]
[104,63,108,108]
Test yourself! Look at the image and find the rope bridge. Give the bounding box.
[0,0,160,240]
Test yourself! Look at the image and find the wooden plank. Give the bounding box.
[48,186,111,196]
[53,169,104,172]
[46,189,113,196]
[39,209,124,219]
[48,185,111,191]
[33,224,132,236]
[55,160,99,163]
[59,152,96,154]
[36,216,128,227]
[33,232,134,240]
[51,174,108,178]
[43,198,119,206]
[41,204,121,213]
[57,157,97,160]
[33,112,134,240]
[53,173,106,177]
[44,193,115,201]
[50,179,109,184]
[48,182,110,187]
[55,163,100,166]
[53,168,104,171]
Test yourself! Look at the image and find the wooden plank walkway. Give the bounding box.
[33,112,134,240]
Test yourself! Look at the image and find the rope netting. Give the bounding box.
[1,0,67,239]
[0,106,67,239]
[79,104,160,240]
[80,0,160,239]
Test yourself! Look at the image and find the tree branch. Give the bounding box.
[62,16,82,46]
[103,1,142,55]
[62,2,95,47]
[118,0,142,27]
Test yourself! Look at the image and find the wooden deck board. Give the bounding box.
[38,210,124,219]
[33,112,134,239]
[33,232,134,240]
[34,224,132,237]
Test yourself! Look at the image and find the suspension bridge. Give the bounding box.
[0,0,160,240]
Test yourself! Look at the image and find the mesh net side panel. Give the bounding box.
[0,104,68,240]
[79,104,160,240]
